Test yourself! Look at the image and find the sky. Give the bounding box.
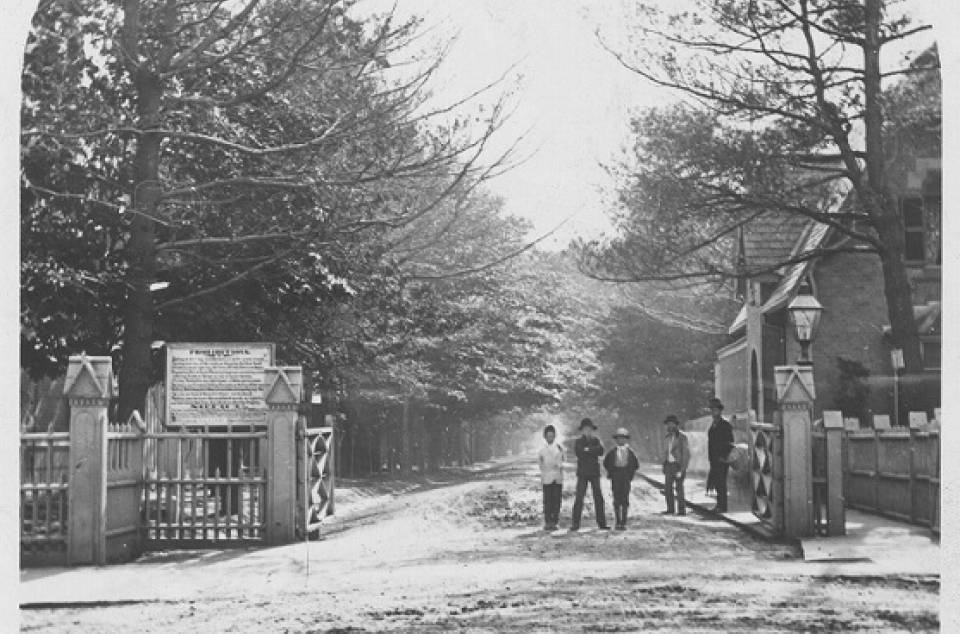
[357,0,948,249]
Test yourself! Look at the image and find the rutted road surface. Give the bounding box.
[21,458,938,632]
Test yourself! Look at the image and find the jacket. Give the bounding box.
[707,416,735,463]
[662,430,691,473]
[538,442,564,485]
[603,445,639,481]
[574,435,605,477]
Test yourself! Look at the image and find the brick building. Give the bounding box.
[714,158,941,425]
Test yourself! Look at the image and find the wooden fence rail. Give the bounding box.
[844,427,940,533]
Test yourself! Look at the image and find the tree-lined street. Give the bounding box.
[20,458,939,632]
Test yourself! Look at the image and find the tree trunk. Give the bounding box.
[118,66,162,421]
[862,0,924,414]
[400,399,411,476]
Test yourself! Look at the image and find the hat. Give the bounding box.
[579,417,597,430]
[543,424,556,437]
[708,397,724,410]
[662,414,680,425]
[613,427,630,439]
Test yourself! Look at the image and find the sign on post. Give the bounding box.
[166,343,276,427]
[890,348,904,370]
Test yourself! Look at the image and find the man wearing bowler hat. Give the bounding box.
[603,427,640,530]
[707,397,735,513]
[661,414,690,515]
[570,417,610,531]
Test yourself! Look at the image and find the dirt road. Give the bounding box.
[21,459,939,632]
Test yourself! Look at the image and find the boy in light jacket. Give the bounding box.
[538,424,564,531]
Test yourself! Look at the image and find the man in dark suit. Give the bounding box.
[571,418,610,531]
[707,397,735,513]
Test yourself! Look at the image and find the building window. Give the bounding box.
[920,337,941,371]
[900,171,942,266]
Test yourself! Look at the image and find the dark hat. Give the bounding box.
[579,417,597,430]
[543,424,556,437]
[663,414,680,425]
[708,397,724,410]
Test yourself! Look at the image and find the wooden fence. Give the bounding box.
[21,355,311,566]
[20,431,71,566]
[844,427,940,533]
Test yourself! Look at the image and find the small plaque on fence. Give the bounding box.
[872,414,891,430]
[843,417,860,431]
[909,412,928,429]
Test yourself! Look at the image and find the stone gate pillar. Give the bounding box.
[775,365,815,539]
[265,366,302,545]
[64,355,114,565]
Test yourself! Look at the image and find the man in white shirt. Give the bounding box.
[538,424,564,531]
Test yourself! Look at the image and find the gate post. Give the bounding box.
[265,367,302,545]
[823,410,846,536]
[64,355,114,565]
[775,365,815,539]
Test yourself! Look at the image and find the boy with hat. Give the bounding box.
[571,417,610,531]
[707,397,735,513]
[661,414,690,515]
[538,424,564,531]
[603,427,640,530]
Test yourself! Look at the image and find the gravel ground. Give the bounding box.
[20,459,939,632]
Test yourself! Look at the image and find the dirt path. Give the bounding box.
[21,459,939,632]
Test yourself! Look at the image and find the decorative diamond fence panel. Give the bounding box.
[750,421,783,533]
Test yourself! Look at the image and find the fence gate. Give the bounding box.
[297,424,335,539]
[20,431,70,566]
[141,424,268,548]
[750,420,784,534]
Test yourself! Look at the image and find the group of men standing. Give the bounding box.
[537,397,735,531]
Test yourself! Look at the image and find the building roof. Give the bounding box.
[741,212,813,273]
[761,221,831,314]
[728,220,831,334]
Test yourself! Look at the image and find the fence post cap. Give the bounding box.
[823,411,843,429]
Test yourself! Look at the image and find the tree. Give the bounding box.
[22,0,511,417]
[581,0,939,410]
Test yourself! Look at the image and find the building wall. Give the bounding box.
[810,250,891,419]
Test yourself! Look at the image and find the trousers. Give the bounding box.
[610,476,631,507]
[542,483,562,527]
[663,462,686,513]
[572,475,606,527]
[710,461,730,512]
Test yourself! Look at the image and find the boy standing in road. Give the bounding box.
[660,414,690,515]
[707,397,735,513]
[538,424,564,531]
[571,418,610,531]
[603,427,639,530]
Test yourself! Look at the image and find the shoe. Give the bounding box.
[615,524,626,531]
[598,524,611,530]
[659,510,674,515]
[569,525,579,532]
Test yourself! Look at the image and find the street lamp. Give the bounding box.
[787,293,824,365]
